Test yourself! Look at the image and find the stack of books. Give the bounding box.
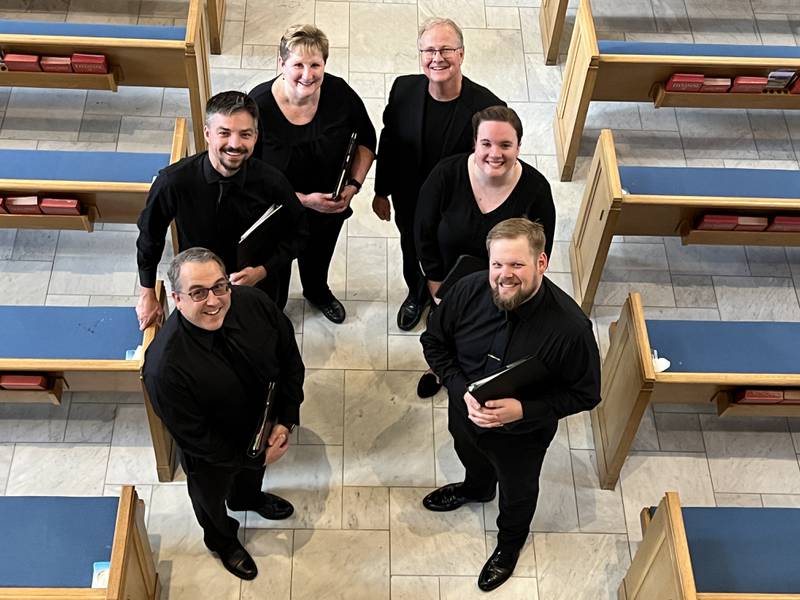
[665,70,800,94]
[696,214,800,233]
[735,389,800,405]
[0,374,49,391]
[0,196,81,215]
[0,50,109,74]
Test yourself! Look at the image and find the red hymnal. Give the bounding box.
[3,53,41,72]
[40,56,73,73]
[0,374,48,390]
[71,53,108,74]
[696,214,737,230]
[731,76,768,93]
[735,389,784,404]
[782,390,800,404]
[5,196,40,214]
[700,77,731,93]
[0,198,6,214]
[40,198,81,215]
[665,73,704,92]
[767,216,800,232]
[733,216,768,231]
[791,78,800,94]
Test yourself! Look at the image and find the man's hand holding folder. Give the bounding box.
[464,391,522,428]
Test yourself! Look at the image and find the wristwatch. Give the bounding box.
[345,178,362,193]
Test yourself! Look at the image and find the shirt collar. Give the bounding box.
[498,276,549,322]
[202,152,248,189]
[176,293,243,350]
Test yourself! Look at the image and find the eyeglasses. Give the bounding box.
[177,282,231,302]
[419,47,462,59]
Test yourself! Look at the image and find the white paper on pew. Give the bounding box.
[91,561,110,588]
[125,345,143,360]
[652,349,671,373]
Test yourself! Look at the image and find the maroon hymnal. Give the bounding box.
[665,73,704,92]
[0,374,48,390]
[40,56,73,73]
[767,216,800,232]
[40,198,81,215]
[731,76,768,93]
[791,78,800,95]
[696,214,737,231]
[3,53,41,72]
[733,216,768,231]
[782,390,800,404]
[0,197,6,214]
[735,389,784,404]
[71,53,108,74]
[5,196,40,214]
[700,77,731,93]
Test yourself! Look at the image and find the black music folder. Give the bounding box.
[435,254,486,300]
[333,131,358,197]
[467,355,550,406]
[237,203,283,270]
[247,381,278,458]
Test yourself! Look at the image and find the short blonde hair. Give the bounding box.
[279,24,329,62]
[486,218,546,257]
[418,17,464,48]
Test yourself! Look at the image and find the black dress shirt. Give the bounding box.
[421,272,601,435]
[142,286,305,467]
[136,152,307,288]
[421,92,457,177]
[415,154,556,281]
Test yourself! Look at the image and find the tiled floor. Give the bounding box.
[1,0,800,598]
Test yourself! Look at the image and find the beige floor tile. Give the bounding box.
[0,394,70,442]
[343,486,390,529]
[106,404,161,485]
[419,0,486,27]
[433,407,465,487]
[299,369,344,445]
[462,29,527,102]
[241,529,293,600]
[209,20,245,69]
[715,492,763,507]
[64,403,116,443]
[571,450,627,534]
[147,483,209,557]
[484,532,536,577]
[316,1,349,47]
[388,334,428,370]
[303,301,388,369]
[6,443,109,496]
[1,88,85,141]
[244,0,315,46]
[440,575,539,599]
[292,530,390,600]
[487,6,521,28]
[350,3,419,73]
[0,260,53,304]
[391,575,440,600]
[346,236,387,301]
[344,370,435,486]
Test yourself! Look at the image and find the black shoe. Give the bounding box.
[417,372,442,398]
[314,297,346,324]
[217,545,258,580]
[478,546,520,591]
[397,294,427,331]
[229,492,294,520]
[422,482,496,512]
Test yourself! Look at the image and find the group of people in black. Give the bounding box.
[140,18,601,592]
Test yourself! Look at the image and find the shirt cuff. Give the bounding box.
[139,269,157,289]
[521,398,551,422]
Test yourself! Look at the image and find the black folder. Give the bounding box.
[247,381,278,458]
[237,203,282,270]
[333,131,358,197]
[435,254,486,300]
[467,355,549,406]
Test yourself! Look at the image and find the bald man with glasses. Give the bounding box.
[143,247,304,581]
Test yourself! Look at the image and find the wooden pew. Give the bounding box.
[0,486,159,600]
[555,0,800,181]
[207,0,226,55]
[570,129,800,315]
[0,282,176,482]
[539,0,570,65]
[593,292,800,490]
[0,118,187,244]
[620,491,800,599]
[0,0,211,149]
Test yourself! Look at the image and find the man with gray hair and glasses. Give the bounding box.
[143,247,304,580]
[373,17,505,336]
[136,90,307,330]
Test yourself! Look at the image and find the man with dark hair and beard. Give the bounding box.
[420,217,601,592]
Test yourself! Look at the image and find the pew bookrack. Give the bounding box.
[0,210,97,232]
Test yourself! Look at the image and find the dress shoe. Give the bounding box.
[417,371,442,398]
[397,295,427,331]
[422,482,495,512]
[229,492,294,520]
[217,545,258,580]
[478,546,520,591]
[314,297,346,324]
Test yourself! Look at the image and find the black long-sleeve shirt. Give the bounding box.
[142,286,304,467]
[421,272,601,435]
[136,152,307,288]
[415,154,556,282]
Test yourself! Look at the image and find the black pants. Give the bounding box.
[181,453,266,553]
[449,414,557,550]
[393,196,428,304]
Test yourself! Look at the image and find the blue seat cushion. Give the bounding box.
[0,149,169,183]
[598,40,800,59]
[619,166,800,200]
[647,506,800,593]
[0,496,118,588]
[646,319,800,374]
[0,19,185,41]
[0,306,141,360]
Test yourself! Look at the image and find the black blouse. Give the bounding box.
[250,74,377,201]
[415,154,556,281]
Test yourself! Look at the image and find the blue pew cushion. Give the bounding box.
[619,166,800,200]
[648,506,800,593]
[0,496,118,588]
[598,40,800,59]
[0,19,185,41]
[646,319,800,374]
[0,306,141,361]
[0,149,169,184]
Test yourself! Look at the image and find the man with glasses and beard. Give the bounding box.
[143,247,304,580]
[136,91,307,330]
[420,218,601,592]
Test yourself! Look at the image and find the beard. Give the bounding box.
[491,278,535,311]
